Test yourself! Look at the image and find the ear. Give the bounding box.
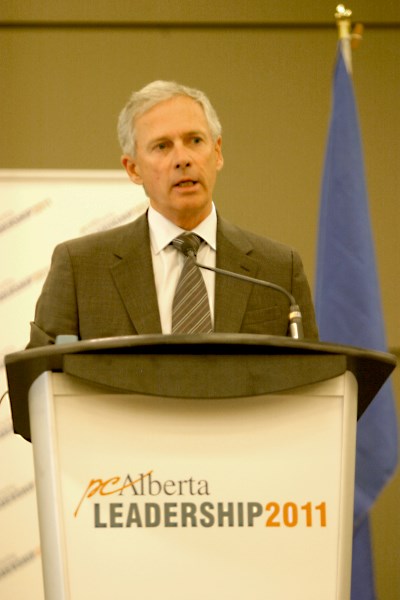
[215,137,224,172]
[121,154,143,185]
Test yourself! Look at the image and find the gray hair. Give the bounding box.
[117,80,222,156]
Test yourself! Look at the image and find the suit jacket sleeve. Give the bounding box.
[27,242,79,348]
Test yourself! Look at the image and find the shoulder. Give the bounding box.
[54,211,149,257]
[217,215,298,261]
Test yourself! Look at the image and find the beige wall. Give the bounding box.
[1,1,399,596]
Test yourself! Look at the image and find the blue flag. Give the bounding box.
[315,43,398,599]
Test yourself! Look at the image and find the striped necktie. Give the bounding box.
[171,233,213,333]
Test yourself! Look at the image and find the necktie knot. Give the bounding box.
[171,233,202,258]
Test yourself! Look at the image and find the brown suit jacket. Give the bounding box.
[28,212,318,347]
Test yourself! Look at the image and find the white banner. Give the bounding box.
[0,169,147,598]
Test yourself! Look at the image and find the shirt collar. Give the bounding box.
[148,204,217,255]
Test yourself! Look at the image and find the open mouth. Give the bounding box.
[175,180,198,188]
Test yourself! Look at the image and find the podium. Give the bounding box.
[5,334,396,600]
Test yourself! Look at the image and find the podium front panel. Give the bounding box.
[29,370,357,600]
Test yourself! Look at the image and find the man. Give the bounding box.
[27,80,318,347]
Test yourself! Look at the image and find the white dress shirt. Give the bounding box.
[148,205,217,333]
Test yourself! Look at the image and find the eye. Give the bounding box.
[191,135,203,146]
[153,140,169,152]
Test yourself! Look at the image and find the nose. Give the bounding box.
[175,159,191,169]
[173,144,191,170]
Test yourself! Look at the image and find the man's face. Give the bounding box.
[122,95,224,230]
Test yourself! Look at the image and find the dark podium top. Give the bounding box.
[5,334,396,442]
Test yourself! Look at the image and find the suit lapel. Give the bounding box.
[214,217,259,333]
[110,213,162,334]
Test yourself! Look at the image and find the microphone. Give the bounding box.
[183,244,304,340]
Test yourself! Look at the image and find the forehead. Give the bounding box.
[135,95,210,141]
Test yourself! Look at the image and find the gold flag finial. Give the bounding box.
[334,5,363,72]
[335,5,353,72]
[335,4,352,40]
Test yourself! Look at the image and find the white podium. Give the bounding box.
[6,334,396,600]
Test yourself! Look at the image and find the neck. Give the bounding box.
[152,205,212,231]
